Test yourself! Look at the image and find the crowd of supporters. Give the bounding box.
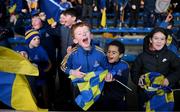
[0,0,180,111]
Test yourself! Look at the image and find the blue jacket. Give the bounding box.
[38,26,57,62]
[61,44,106,75]
[27,46,50,75]
[104,59,129,98]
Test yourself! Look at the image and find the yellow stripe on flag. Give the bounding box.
[91,85,101,98]
[83,99,94,111]
[167,35,172,46]
[99,70,108,82]
[12,74,47,111]
[77,82,90,91]
[0,46,39,76]
[84,72,96,81]
[9,4,17,14]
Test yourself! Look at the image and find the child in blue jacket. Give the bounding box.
[61,22,106,78]
[101,40,130,111]
[60,22,107,110]
[25,29,51,108]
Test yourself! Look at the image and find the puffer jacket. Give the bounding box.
[131,37,180,87]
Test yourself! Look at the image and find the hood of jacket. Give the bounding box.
[143,35,168,56]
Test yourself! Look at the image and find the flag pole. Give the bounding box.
[115,79,132,91]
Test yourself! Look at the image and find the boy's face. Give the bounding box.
[32,16,42,30]
[29,36,40,48]
[73,26,92,49]
[59,14,66,25]
[107,45,121,63]
[64,15,76,27]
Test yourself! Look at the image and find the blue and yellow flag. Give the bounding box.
[40,0,66,25]
[0,46,38,75]
[69,70,108,111]
[143,72,174,112]
[0,46,47,111]
[101,9,106,28]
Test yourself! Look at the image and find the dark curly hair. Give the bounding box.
[107,40,125,54]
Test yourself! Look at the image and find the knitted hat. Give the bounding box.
[25,29,40,44]
[31,9,40,17]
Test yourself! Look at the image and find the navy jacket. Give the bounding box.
[104,59,129,99]
[27,46,50,75]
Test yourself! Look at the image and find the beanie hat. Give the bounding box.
[31,9,40,17]
[25,29,40,44]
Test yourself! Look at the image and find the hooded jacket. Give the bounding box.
[131,35,180,104]
[131,36,180,87]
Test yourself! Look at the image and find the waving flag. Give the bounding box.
[69,70,108,111]
[8,0,23,14]
[143,72,174,111]
[0,46,47,111]
[8,3,16,14]
[40,0,66,24]
[0,46,38,75]
[100,9,106,28]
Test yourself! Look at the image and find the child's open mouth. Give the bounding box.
[82,38,89,44]
[108,57,114,61]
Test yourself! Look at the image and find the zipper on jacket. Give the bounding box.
[155,54,159,71]
[86,51,90,72]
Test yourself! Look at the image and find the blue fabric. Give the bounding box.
[13,45,27,52]
[27,46,49,72]
[70,70,108,110]
[63,44,106,75]
[10,0,23,14]
[60,2,72,10]
[104,59,129,99]
[31,9,39,16]
[40,0,66,22]
[28,46,49,64]
[0,72,15,107]
[149,94,174,111]
[100,0,106,9]
[27,46,49,85]
[144,72,174,111]
[168,44,178,55]
[159,21,169,28]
